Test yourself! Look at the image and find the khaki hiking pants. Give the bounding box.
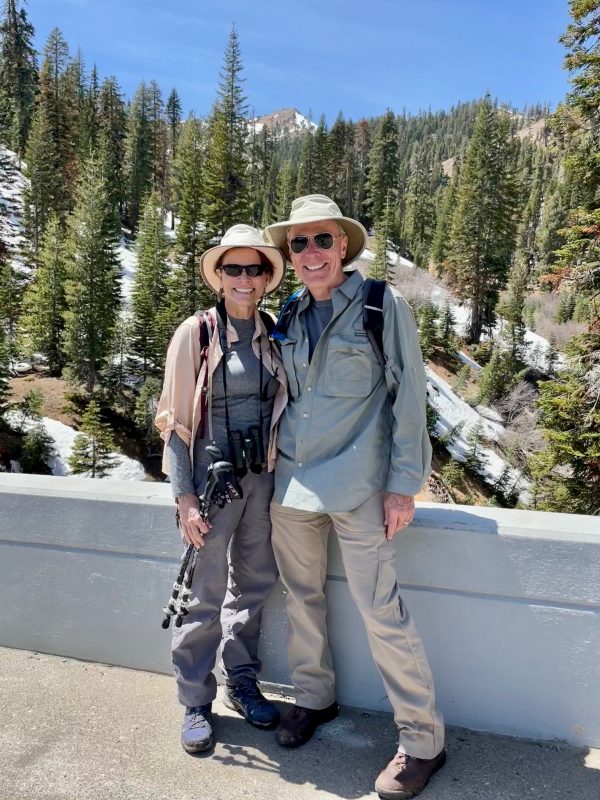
[271,491,444,759]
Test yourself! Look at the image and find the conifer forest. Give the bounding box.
[0,0,598,514]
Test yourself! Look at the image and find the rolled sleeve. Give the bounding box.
[154,317,201,476]
[383,292,432,496]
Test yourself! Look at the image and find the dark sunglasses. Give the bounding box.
[288,232,341,254]
[219,264,268,278]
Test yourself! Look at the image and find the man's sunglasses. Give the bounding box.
[219,264,268,278]
[288,232,342,254]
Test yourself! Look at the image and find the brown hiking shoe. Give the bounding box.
[375,748,446,799]
[276,702,339,748]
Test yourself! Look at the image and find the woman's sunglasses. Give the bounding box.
[219,264,268,278]
[288,232,341,254]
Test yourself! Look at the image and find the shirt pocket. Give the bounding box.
[323,335,374,397]
[279,340,300,400]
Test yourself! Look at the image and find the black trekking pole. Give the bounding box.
[161,453,242,629]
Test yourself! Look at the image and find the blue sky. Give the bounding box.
[30,0,572,122]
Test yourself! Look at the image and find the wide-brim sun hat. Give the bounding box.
[200,224,286,295]
[265,194,368,269]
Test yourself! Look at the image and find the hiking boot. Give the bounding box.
[223,676,280,728]
[276,702,339,748]
[375,748,446,799]
[180,704,214,753]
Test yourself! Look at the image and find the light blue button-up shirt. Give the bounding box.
[274,270,432,512]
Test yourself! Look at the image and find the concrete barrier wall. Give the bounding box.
[1,474,599,747]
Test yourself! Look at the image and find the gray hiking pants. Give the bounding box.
[171,470,277,708]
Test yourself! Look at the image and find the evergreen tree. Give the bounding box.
[20,212,67,373]
[445,97,518,343]
[295,129,314,196]
[12,386,42,430]
[431,164,458,273]
[135,376,161,450]
[417,302,440,360]
[464,421,487,473]
[369,191,394,281]
[37,28,78,211]
[275,159,297,221]
[403,142,436,267]
[312,115,329,195]
[22,102,61,253]
[68,399,118,478]
[165,87,182,229]
[171,116,211,317]
[497,256,528,360]
[479,347,524,405]
[98,76,127,215]
[354,119,370,225]
[440,301,457,356]
[21,422,55,473]
[0,0,37,157]
[123,81,153,230]
[130,191,171,378]
[452,364,471,395]
[203,25,249,235]
[0,329,11,424]
[365,110,398,225]
[0,236,24,363]
[63,151,122,394]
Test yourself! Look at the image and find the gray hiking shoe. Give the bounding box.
[180,703,214,753]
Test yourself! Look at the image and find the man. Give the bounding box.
[265,195,445,800]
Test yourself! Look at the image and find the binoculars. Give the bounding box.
[228,426,265,477]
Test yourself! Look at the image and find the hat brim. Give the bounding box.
[200,243,286,295]
[265,215,367,270]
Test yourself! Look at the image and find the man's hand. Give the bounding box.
[383,492,415,540]
[176,493,212,548]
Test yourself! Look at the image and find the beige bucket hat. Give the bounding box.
[200,224,286,295]
[265,194,368,268]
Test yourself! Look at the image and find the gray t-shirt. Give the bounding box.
[167,316,278,497]
[305,298,333,360]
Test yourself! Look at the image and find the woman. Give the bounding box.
[155,224,287,754]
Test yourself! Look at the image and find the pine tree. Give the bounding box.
[312,115,329,195]
[12,386,42,431]
[403,142,436,267]
[20,213,67,373]
[295,129,314,196]
[497,256,528,360]
[135,376,161,450]
[68,399,118,478]
[0,329,11,424]
[445,97,518,343]
[37,28,78,211]
[354,119,370,225]
[464,421,487,473]
[23,103,61,253]
[130,191,171,378]
[440,302,457,356]
[203,25,249,235]
[0,236,25,363]
[369,191,394,281]
[0,0,37,157]
[431,164,458,273]
[171,116,211,317]
[275,159,297,221]
[165,87,182,229]
[417,302,440,360]
[63,151,122,394]
[123,81,153,230]
[98,76,127,215]
[365,110,398,226]
[21,422,55,473]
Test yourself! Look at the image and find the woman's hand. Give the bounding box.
[176,493,212,548]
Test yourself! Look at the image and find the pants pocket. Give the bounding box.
[372,546,403,624]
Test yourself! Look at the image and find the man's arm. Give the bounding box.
[381,290,432,537]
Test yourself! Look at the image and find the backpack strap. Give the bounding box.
[259,308,276,337]
[195,309,216,439]
[272,288,305,344]
[363,278,386,367]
